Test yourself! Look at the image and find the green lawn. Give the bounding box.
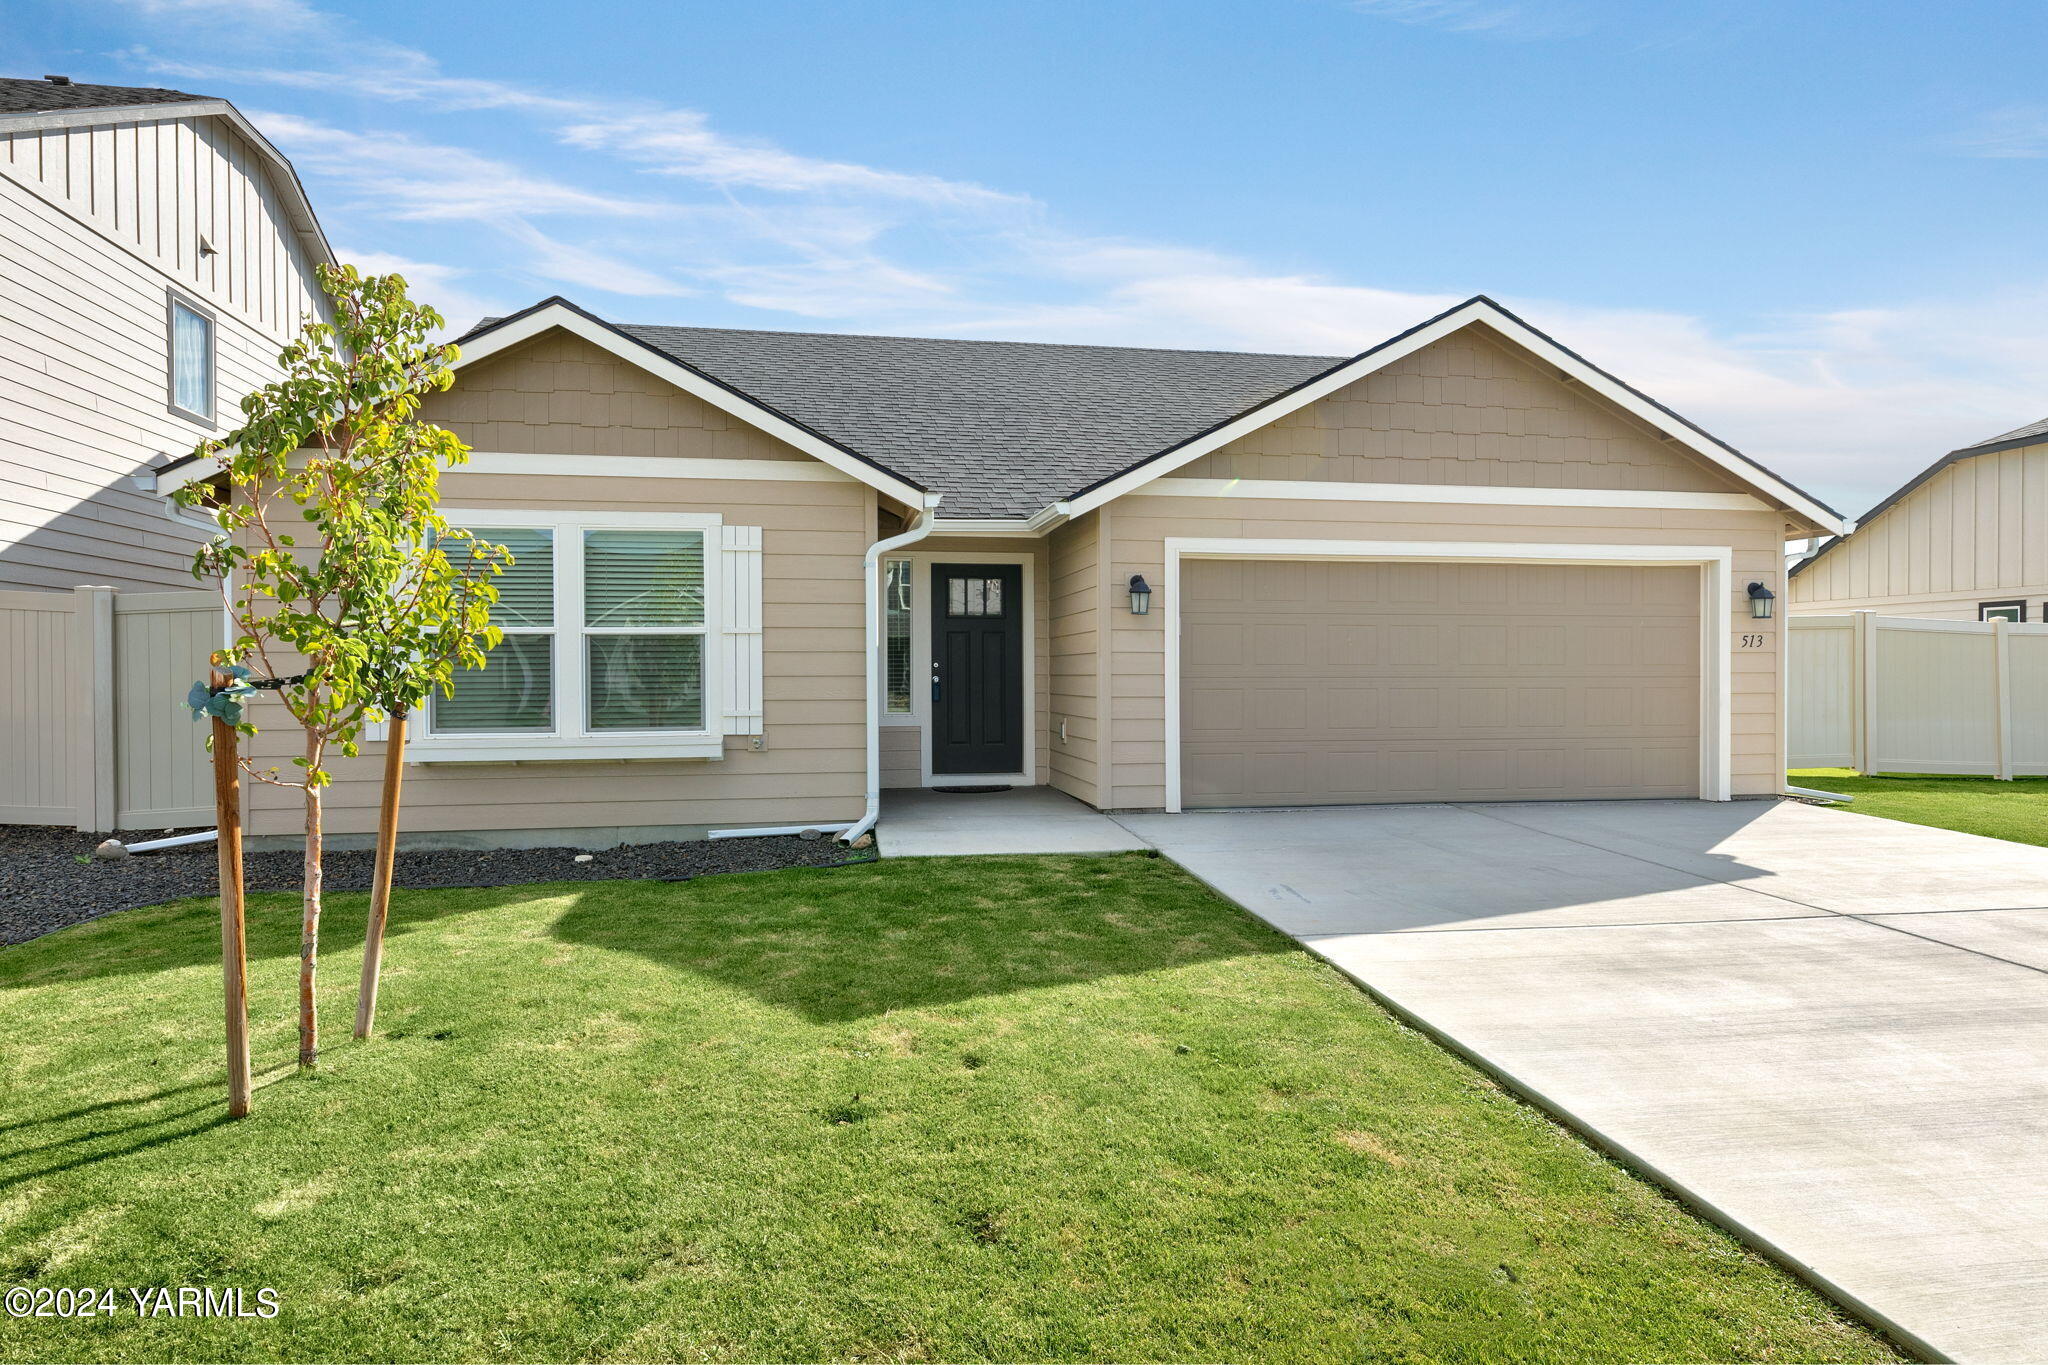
[1792,768,2048,847]
[1,855,1898,1364]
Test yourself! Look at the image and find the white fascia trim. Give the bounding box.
[929,517,1040,536]
[453,305,928,507]
[924,502,1072,539]
[1062,300,1843,535]
[1160,537,1735,812]
[0,101,335,266]
[1146,477,1769,512]
[152,458,220,496]
[458,453,853,483]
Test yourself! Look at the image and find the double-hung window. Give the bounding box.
[419,512,744,761]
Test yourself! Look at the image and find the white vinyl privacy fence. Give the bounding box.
[1790,612,2048,778]
[0,586,219,831]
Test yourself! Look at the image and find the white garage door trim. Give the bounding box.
[1162,538,1735,812]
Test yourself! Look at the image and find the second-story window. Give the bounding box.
[168,293,215,423]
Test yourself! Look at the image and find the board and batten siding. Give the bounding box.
[240,329,873,842]
[1790,441,2048,620]
[0,111,325,591]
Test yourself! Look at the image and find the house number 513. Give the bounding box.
[1738,633,1768,649]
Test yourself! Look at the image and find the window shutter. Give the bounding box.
[719,525,763,736]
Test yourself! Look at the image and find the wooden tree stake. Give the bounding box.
[211,682,253,1119]
[354,709,407,1040]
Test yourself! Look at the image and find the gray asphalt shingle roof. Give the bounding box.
[1963,415,2048,453]
[0,76,208,116]
[465,295,1839,525]
[608,324,1343,517]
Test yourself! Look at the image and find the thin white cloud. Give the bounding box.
[254,112,666,221]
[559,111,1026,209]
[92,0,2048,516]
[337,249,507,334]
[1348,0,1588,39]
[493,221,693,299]
[1952,106,2048,159]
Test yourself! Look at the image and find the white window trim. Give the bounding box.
[410,509,727,763]
[1160,538,1734,812]
[166,288,217,427]
[878,550,1037,788]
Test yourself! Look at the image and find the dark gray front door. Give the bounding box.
[931,563,1024,775]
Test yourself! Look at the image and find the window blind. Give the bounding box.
[588,636,704,730]
[481,528,555,627]
[884,559,912,713]
[585,530,704,626]
[435,634,553,732]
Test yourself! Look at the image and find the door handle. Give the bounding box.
[931,662,941,701]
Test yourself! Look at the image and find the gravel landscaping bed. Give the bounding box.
[0,824,872,947]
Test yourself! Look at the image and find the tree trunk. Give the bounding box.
[211,698,252,1118]
[298,729,325,1070]
[354,709,407,1040]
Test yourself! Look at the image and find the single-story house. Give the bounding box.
[1789,417,2048,621]
[170,294,1842,848]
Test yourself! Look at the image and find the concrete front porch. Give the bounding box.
[878,786,1149,857]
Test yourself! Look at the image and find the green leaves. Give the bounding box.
[170,263,507,787]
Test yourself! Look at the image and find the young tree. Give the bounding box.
[348,501,508,1042]
[177,264,509,1071]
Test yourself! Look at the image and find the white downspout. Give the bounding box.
[842,494,943,845]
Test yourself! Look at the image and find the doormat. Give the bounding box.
[931,785,1013,795]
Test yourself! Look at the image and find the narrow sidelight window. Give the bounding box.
[884,559,912,713]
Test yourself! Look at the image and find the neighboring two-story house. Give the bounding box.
[0,75,332,592]
[1790,418,2048,621]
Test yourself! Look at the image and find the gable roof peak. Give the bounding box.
[455,293,1842,533]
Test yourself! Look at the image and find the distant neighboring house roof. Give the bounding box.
[0,74,333,269]
[0,76,206,115]
[455,295,1844,530]
[1789,414,2048,577]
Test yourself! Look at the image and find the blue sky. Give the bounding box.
[10,0,2047,514]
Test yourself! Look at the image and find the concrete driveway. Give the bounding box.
[1114,798,2048,1364]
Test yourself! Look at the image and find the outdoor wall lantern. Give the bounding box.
[1746,581,1776,620]
[1128,574,1153,616]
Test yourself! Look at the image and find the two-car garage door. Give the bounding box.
[1179,558,1701,808]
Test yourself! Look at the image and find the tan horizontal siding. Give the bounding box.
[1101,493,1787,809]
[243,356,875,839]
[1047,510,1102,804]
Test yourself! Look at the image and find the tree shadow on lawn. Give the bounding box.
[0,882,551,991]
[2,853,1289,1025]
[549,851,1292,1024]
